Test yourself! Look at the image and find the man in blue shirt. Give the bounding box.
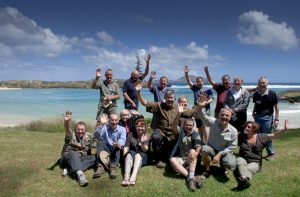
[94,112,126,179]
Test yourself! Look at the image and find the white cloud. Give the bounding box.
[237,11,298,50]
[83,42,223,79]
[0,7,72,57]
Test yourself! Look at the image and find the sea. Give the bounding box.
[1,83,300,128]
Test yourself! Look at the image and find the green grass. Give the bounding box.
[0,128,300,197]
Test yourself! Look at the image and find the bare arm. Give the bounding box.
[92,68,101,88]
[140,54,150,80]
[123,92,136,107]
[135,82,148,106]
[204,66,216,86]
[147,71,156,88]
[184,65,193,88]
[274,104,280,127]
[267,120,288,140]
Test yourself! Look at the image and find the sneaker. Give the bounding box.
[187,179,196,192]
[200,170,211,179]
[194,176,203,189]
[156,161,166,168]
[109,164,117,179]
[266,154,275,161]
[78,173,88,187]
[93,164,105,179]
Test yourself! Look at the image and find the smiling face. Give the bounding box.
[120,109,130,123]
[222,75,230,88]
[136,119,146,136]
[258,77,268,92]
[75,123,86,139]
[196,77,204,88]
[164,91,175,108]
[105,70,113,83]
[183,119,194,134]
[234,76,243,89]
[159,77,168,89]
[218,108,231,127]
[109,113,119,130]
[131,70,139,82]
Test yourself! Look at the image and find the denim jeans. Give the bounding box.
[254,114,275,155]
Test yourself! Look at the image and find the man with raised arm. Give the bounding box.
[204,66,231,118]
[123,54,150,110]
[135,82,194,168]
[93,112,126,179]
[60,111,96,187]
[184,65,214,143]
[92,68,120,119]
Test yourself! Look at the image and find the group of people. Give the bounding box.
[59,54,288,191]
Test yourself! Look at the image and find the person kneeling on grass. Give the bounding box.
[169,118,203,192]
[60,111,97,187]
[93,112,126,179]
[121,118,151,187]
[236,120,288,189]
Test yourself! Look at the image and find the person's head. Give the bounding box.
[109,112,119,130]
[196,77,204,87]
[178,95,188,110]
[131,70,140,82]
[159,76,168,89]
[218,108,232,127]
[105,69,113,83]
[120,109,131,123]
[243,121,260,135]
[257,76,268,92]
[75,122,87,139]
[164,90,176,108]
[135,118,147,136]
[233,75,243,89]
[222,74,230,88]
[183,118,194,134]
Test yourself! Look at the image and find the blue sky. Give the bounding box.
[0,0,299,82]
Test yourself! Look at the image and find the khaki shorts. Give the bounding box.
[173,157,188,167]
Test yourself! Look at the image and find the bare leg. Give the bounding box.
[201,151,211,171]
[130,153,142,182]
[124,154,133,181]
[170,157,188,177]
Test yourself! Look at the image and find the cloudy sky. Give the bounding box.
[0,0,299,82]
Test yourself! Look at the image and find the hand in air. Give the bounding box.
[96,68,102,78]
[63,111,72,122]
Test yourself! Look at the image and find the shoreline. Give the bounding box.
[0,87,22,90]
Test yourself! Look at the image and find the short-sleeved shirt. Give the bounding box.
[213,84,230,113]
[122,77,142,105]
[253,89,279,116]
[146,102,193,140]
[238,133,269,164]
[149,86,172,102]
[94,80,119,106]
[170,129,201,159]
[61,131,92,156]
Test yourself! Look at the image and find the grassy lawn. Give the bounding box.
[0,128,299,197]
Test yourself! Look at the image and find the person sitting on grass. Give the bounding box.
[93,112,126,179]
[197,95,238,179]
[169,118,203,192]
[60,111,96,187]
[236,120,288,189]
[121,118,151,187]
[118,109,144,136]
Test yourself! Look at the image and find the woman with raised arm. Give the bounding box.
[121,118,151,187]
[236,120,288,189]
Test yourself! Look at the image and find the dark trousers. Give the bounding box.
[60,151,96,175]
[96,140,121,166]
[230,112,247,132]
[151,129,176,163]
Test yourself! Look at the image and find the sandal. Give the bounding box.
[121,180,130,186]
[129,180,136,186]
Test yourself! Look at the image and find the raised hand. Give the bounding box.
[284,119,289,130]
[99,113,108,124]
[63,111,72,122]
[96,68,102,78]
[144,54,151,63]
[197,94,208,107]
[204,66,209,73]
[141,133,150,143]
[150,71,156,79]
[135,81,144,91]
[184,65,190,73]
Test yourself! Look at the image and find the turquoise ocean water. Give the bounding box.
[1,83,300,128]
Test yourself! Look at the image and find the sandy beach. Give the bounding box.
[0,87,22,90]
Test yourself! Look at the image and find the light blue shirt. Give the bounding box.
[94,124,126,150]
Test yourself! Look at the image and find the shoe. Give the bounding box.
[93,164,105,179]
[194,176,203,189]
[187,179,196,192]
[121,180,130,187]
[200,170,211,179]
[61,168,68,177]
[266,154,275,161]
[156,161,166,168]
[241,177,251,188]
[78,173,88,187]
[109,164,117,179]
